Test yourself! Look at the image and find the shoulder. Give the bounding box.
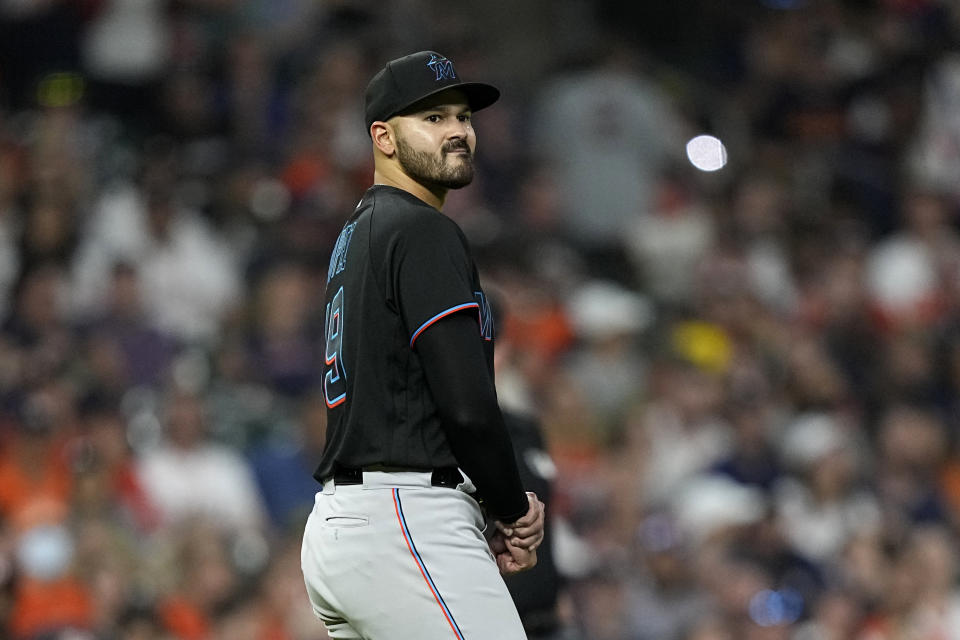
[367,186,464,244]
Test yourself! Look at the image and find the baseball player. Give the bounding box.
[300,51,546,640]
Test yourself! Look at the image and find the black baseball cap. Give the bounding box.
[364,51,500,134]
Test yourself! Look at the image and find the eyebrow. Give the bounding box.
[417,103,471,114]
[392,102,470,123]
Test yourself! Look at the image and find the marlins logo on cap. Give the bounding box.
[427,54,457,81]
[363,50,500,134]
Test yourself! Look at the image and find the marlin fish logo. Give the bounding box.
[427,54,457,81]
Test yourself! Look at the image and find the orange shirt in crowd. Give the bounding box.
[9,576,94,638]
[158,596,211,640]
[0,435,72,529]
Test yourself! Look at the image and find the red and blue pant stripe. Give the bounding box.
[392,488,465,639]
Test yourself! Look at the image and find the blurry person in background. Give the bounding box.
[76,331,130,411]
[856,525,960,638]
[728,507,825,628]
[220,32,286,158]
[838,533,891,614]
[0,385,76,531]
[901,525,960,635]
[724,169,797,316]
[562,280,652,428]
[249,391,329,533]
[638,346,732,506]
[774,412,880,566]
[2,264,76,390]
[689,247,768,354]
[873,405,952,541]
[202,332,291,452]
[872,330,941,409]
[808,245,880,414]
[570,566,635,640]
[7,522,95,639]
[781,333,851,414]
[624,169,716,309]
[135,386,267,534]
[70,514,141,639]
[70,140,242,346]
[156,66,223,143]
[113,604,171,640]
[500,411,563,637]
[80,0,171,134]
[126,183,242,345]
[711,395,783,493]
[626,512,712,640]
[909,50,960,203]
[284,42,371,202]
[79,261,178,392]
[209,588,261,640]
[247,261,322,398]
[490,291,566,639]
[695,553,780,639]
[531,41,687,282]
[154,518,242,640]
[792,590,863,640]
[0,385,93,639]
[215,535,322,640]
[73,396,159,533]
[865,186,960,332]
[27,97,92,214]
[17,196,79,275]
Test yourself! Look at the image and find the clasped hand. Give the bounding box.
[488,492,545,575]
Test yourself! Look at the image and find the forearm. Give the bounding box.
[415,314,528,522]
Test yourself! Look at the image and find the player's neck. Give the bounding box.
[373,166,448,211]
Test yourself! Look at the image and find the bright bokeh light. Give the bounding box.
[685,134,728,172]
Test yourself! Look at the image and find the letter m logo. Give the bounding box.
[427,54,457,81]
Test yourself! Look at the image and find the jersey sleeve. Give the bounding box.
[390,214,480,347]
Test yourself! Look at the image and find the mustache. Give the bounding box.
[442,140,471,155]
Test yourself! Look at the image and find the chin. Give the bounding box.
[441,175,473,190]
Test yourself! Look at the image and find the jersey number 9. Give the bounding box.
[324,286,347,408]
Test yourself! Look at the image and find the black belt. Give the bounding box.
[333,466,464,489]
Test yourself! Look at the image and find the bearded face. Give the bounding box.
[394,128,475,190]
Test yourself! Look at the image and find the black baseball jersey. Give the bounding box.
[313,184,495,482]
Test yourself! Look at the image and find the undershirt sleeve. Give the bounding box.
[414,313,529,522]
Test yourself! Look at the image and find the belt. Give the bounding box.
[333,466,464,489]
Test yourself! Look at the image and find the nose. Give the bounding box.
[447,117,470,139]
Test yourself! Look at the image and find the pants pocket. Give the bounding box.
[323,514,369,528]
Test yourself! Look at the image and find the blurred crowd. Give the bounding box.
[2,0,960,639]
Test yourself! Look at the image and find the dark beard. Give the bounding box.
[395,135,474,190]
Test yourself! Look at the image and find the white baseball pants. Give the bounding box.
[301,470,527,639]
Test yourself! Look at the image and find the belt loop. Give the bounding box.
[322,478,336,495]
[455,468,476,494]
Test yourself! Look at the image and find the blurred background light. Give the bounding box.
[685,134,728,172]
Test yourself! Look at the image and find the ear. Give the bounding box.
[371,121,396,157]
